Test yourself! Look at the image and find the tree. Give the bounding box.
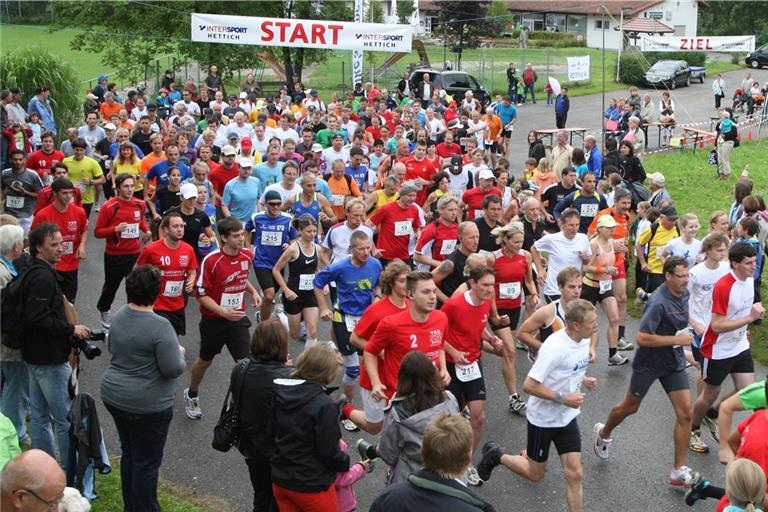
[435,0,491,69]
[51,1,352,92]
[698,2,768,45]
[369,0,384,23]
[0,47,80,139]
[396,0,414,24]
[487,0,514,36]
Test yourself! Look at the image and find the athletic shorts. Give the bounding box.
[613,263,627,280]
[485,142,499,154]
[446,361,486,406]
[199,316,252,361]
[491,307,522,332]
[155,308,186,336]
[702,348,754,386]
[331,312,361,357]
[580,282,614,305]
[526,418,581,463]
[361,387,387,425]
[691,343,703,364]
[282,292,318,315]
[254,267,275,292]
[501,128,513,139]
[629,368,689,399]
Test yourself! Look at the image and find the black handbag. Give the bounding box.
[708,149,718,166]
[212,359,250,452]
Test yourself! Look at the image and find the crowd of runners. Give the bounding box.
[0,66,767,512]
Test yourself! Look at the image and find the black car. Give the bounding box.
[408,69,491,107]
[644,60,691,89]
[745,44,768,69]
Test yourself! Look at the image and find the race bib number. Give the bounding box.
[499,282,521,300]
[121,223,140,239]
[74,182,85,192]
[220,292,244,309]
[163,280,184,297]
[331,194,345,206]
[580,203,598,217]
[569,376,582,393]
[394,220,413,237]
[260,230,281,246]
[599,279,612,293]
[735,326,748,341]
[5,195,23,209]
[474,209,485,219]
[344,314,361,333]
[299,273,315,291]
[456,361,481,382]
[477,249,490,258]
[61,241,74,255]
[440,239,457,255]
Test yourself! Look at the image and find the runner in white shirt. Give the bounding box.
[477,299,598,512]
[466,110,488,148]
[532,207,592,302]
[322,134,350,168]
[661,213,702,268]
[259,161,300,207]
[274,114,300,144]
[691,242,765,453]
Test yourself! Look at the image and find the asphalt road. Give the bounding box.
[70,66,768,511]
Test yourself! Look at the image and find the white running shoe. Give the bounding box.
[466,464,482,486]
[670,465,696,488]
[341,418,360,432]
[100,310,113,330]
[183,388,203,419]
[593,422,612,459]
[608,353,629,366]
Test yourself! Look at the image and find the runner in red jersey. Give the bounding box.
[93,173,150,329]
[402,141,437,205]
[461,169,502,221]
[414,195,459,270]
[208,145,239,209]
[486,221,538,415]
[364,271,450,403]
[26,132,64,182]
[185,216,262,420]
[368,182,422,266]
[339,260,410,434]
[136,211,198,335]
[442,265,501,485]
[34,163,82,214]
[31,177,87,302]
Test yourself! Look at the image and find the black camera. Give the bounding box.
[73,330,105,360]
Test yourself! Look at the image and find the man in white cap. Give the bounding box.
[647,172,672,209]
[221,157,261,223]
[167,182,216,261]
[238,91,252,114]
[208,144,239,218]
[461,168,502,221]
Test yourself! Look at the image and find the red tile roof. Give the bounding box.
[495,1,664,16]
[618,17,674,33]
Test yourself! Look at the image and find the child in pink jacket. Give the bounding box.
[334,439,371,512]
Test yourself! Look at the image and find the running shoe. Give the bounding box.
[466,464,482,486]
[461,405,471,420]
[183,388,202,419]
[634,287,649,308]
[515,339,527,350]
[689,430,709,453]
[356,438,378,461]
[527,348,538,364]
[477,442,503,482]
[593,422,612,459]
[670,465,696,488]
[608,353,629,366]
[342,418,360,432]
[616,337,635,351]
[684,472,706,506]
[702,415,720,443]
[508,393,527,415]
[100,310,113,330]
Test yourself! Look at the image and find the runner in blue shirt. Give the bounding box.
[345,147,369,192]
[495,96,518,159]
[245,189,297,322]
[313,230,381,408]
[146,144,191,185]
[253,146,285,189]
[222,158,261,222]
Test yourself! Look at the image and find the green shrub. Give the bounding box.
[617,50,647,86]
[530,30,577,40]
[531,38,587,48]
[731,52,746,65]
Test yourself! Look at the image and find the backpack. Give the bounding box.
[0,266,36,349]
[323,172,353,192]
[644,221,680,256]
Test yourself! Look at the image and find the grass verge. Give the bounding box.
[627,140,768,365]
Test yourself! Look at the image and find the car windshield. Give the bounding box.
[650,62,677,72]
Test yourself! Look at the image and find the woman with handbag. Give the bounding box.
[658,92,676,146]
[100,265,186,512]
[235,318,293,512]
[716,110,737,180]
[271,344,349,512]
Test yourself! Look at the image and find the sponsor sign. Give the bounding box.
[191,12,413,52]
[641,35,755,53]
[566,56,590,82]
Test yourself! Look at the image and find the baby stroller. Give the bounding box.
[732,88,747,112]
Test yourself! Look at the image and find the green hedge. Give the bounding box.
[529,30,577,40]
[531,38,587,48]
[644,51,706,67]
[617,50,706,86]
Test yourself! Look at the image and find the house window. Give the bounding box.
[546,13,566,32]
[595,19,610,30]
[566,14,587,34]
[522,12,544,31]
[674,24,686,36]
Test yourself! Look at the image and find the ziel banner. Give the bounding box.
[566,56,590,82]
[641,35,755,53]
[191,12,413,52]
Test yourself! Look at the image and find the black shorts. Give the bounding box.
[629,368,690,399]
[526,418,581,463]
[646,273,665,294]
[485,142,499,154]
[199,316,252,362]
[691,342,703,364]
[446,361,486,407]
[283,292,318,315]
[580,282,614,305]
[254,267,275,292]
[155,308,186,336]
[491,307,521,331]
[702,348,754,386]
[332,314,361,356]
[501,128,513,139]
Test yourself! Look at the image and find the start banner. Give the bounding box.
[191,12,413,52]
[641,35,755,53]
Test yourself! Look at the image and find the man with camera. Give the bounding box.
[21,223,90,468]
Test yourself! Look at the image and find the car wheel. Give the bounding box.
[670,79,676,90]
[699,76,704,84]
[685,75,690,87]
[751,60,760,69]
